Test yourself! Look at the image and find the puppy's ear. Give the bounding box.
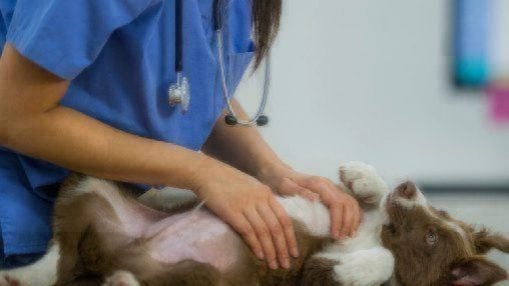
[450,256,507,286]
[473,228,509,254]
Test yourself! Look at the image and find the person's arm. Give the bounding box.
[0,44,205,188]
[0,44,296,269]
[202,99,283,179]
[203,99,362,239]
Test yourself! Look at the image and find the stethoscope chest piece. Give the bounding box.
[169,0,271,125]
[168,72,190,113]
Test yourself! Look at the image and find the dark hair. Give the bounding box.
[252,0,282,69]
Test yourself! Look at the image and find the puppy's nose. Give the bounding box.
[395,181,417,199]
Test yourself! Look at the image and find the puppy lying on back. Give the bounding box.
[0,162,507,285]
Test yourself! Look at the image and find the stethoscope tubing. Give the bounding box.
[216,29,271,126]
[170,0,271,126]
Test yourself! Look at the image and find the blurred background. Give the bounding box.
[236,0,509,267]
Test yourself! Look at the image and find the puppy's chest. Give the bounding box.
[325,210,385,254]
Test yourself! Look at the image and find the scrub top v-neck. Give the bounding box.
[0,0,254,259]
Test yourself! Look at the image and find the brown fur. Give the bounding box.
[300,258,338,286]
[474,230,509,255]
[52,175,336,285]
[255,228,334,286]
[20,176,508,286]
[381,182,509,286]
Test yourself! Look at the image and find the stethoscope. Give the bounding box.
[168,0,270,127]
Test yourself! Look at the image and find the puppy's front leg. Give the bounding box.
[339,162,390,206]
[304,247,394,286]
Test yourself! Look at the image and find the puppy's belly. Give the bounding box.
[142,209,244,272]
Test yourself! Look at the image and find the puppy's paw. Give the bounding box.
[0,274,23,286]
[339,162,388,205]
[103,271,140,286]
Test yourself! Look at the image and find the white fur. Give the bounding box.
[306,162,395,285]
[0,243,60,286]
[103,270,140,286]
[332,247,394,286]
[312,208,393,285]
[0,162,396,285]
[392,189,427,210]
[278,196,331,237]
[72,177,118,197]
[72,177,156,237]
[340,161,390,204]
[317,210,386,255]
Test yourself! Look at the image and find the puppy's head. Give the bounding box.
[380,181,508,286]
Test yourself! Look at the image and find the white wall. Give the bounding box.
[236,0,509,186]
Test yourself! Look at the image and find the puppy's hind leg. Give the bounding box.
[53,176,131,284]
[0,243,60,286]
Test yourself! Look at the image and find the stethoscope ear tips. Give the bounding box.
[256,115,269,126]
[225,114,238,126]
[224,114,269,126]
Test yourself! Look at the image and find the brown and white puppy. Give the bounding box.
[0,162,507,286]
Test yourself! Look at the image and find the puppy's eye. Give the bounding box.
[425,230,438,246]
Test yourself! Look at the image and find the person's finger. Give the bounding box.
[231,214,264,260]
[302,178,335,204]
[294,177,352,240]
[325,180,360,237]
[269,198,299,258]
[349,204,359,237]
[323,178,337,190]
[351,200,362,236]
[341,203,354,238]
[311,182,344,239]
[281,178,319,201]
[245,209,278,269]
[257,204,291,269]
[330,202,344,239]
[357,207,364,229]
[300,177,328,194]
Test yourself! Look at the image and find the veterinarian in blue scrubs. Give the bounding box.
[0,0,361,270]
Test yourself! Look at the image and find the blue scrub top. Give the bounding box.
[0,0,254,259]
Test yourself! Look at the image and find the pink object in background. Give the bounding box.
[487,84,509,123]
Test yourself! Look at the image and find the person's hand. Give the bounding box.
[259,164,362,240]
[192,160,299,270]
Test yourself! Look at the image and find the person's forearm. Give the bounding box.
[0,44,216,190]
[4,106,215,189]
[202,99,288,181]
